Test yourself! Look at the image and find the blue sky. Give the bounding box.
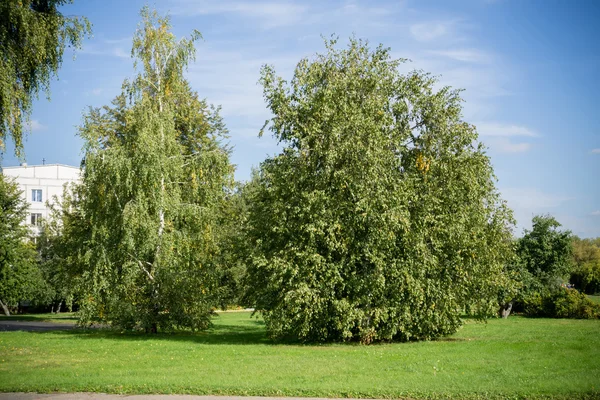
[2,0,599,237]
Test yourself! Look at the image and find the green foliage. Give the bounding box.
[245,38,514,343]
[36,183,87,312]
[0,0,91,157]
[495,249,524,316]
[517,214,573,289]
[523,287,600,319]
[571,236,600,265]
[76,8,233,332]
[570,260,600,295]
[570,237,600,294]
[0,174,44,314]
[512,215,588,318]
[213,182,252,309]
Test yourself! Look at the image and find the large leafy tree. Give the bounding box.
[76,8,233,332]
[0,174,42,315]
[245,38,514,343]
[0,0,91,157]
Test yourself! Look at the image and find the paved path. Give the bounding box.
[0,320,75,332]
[1,395,370,400]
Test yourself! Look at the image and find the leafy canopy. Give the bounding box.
[569,236,600,295]
[245,37,515,343]
[517,214,573,289]
[0,0,91,157]
[76,8,233,332]
[0,174,43,314]
[36,183,87,312]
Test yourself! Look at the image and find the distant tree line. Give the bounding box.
[1,5,599,341]
[500,215,600,320]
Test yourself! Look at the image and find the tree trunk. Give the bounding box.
[56,301,63,314]
[500,302,513,319]
[0,299,10,316]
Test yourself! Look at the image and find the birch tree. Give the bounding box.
[0,0,90,157]
[77,8,233,332]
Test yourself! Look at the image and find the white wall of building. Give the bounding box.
[2,164,81,235]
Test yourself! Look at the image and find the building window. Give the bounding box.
[30,213,42,226]
[32,189,42,202]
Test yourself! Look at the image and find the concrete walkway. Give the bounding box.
[0,320,75,332]
[0,395,370,400]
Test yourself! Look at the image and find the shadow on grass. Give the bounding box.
[27,316,273,346]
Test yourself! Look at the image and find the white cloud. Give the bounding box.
[104,37,132,45]
[397,52,511,106]
[501,188,573,211]
[91,88,104,96]
[409,19,465,42]
[442,67,511,98]
[592,210,600,216]
[186,45,302,119]
[81,44,130,59]
[169,1,308,29]
[500,188,576,235]
[428,49,492,64]
[25,119,46,132]
[410,22,449,42]
[475,123,538,153]
[485,137,532,153]
[475,123,539,137]
[591,148,600,154]
[112,48,130,59]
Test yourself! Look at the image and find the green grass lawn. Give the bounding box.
[588,295,600,305]
[1,312,599,399]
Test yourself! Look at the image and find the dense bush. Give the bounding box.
[0,174,46,315]
[523,288,600,319]
[570,261,600,295]
[570,237,600,294]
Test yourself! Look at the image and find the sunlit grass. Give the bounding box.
[0,312,598,399]
[588,295,600,305]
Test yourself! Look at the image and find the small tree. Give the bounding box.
[76,8,233,332]
[517,214,573,290]
[36,183,86,312]
[0,0,91,157]
[214,181,254,309]
[511,215,593,318]
[570,236,600,294]
[245,38,514,343]
[0,174,43,315]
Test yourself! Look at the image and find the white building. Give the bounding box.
[2,163,81,235]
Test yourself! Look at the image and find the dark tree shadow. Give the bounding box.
[26,315,274,346]
[0,314,78,322]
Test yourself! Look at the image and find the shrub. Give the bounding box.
[570,260,600,294]
[523,287,600,319]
